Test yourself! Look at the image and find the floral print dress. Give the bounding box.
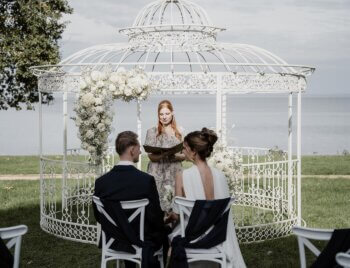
[144,126,183,211]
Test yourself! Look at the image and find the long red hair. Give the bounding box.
[157,100,182,140]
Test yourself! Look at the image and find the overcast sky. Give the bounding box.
[59,0,350,95]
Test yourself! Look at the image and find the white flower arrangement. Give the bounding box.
[208,143,243,193]
[73,67,152,165]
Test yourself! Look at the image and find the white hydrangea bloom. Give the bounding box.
[91,71,102,82]
[88,146,96,153]
[86,130,94,139]
[75,118,82,126]
[124,86,133,96]
[82,142,89,150]
[79,80,87,90]
[96,81,105,89]
[95,106,104,114]
[99,72,108,81]
[95,98,103,106]
[109,72,120,83]
[90,115,99,124]
[105,118,112,125]
[97,123,106,132]
[81,93,95,108]
[109,84,116,92]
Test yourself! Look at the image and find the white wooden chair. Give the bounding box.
[293,226,338,268]
[93,196,163,268]
[174,196,234,268]
[336,250,350,267]
[0,225,28,268]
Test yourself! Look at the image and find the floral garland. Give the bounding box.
[208,143,243,193]
[74,67,152,165]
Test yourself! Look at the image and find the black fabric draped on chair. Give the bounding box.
[311,228,350,268]
[93,198,160,268]
[170,198,231,268]
[0,237,13,268]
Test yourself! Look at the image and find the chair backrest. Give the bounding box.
[0,225,28,268]
[174,196,234,238]
[92,196,149,242]
[292,226,333,268]
[336,250,350,268]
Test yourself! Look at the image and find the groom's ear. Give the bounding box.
[129,146,135,155]
[130,145,138,156]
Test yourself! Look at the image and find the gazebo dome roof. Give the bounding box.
[118,0,224,49]
[32,0,314,94]
[132,0,214,27]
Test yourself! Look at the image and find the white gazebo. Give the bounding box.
[32,0,314,244]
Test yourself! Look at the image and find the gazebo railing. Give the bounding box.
[39,146,299,244]
[40,157,98,244]
[232,159,298,243]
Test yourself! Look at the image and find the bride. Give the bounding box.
[169,128,246,268]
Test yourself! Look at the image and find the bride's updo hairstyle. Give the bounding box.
[184,128,218,160]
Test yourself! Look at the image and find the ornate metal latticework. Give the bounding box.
[33,0,314,244]
[228,147,298,243]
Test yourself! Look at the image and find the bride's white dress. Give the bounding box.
[170,165,246,268]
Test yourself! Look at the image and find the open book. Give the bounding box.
[143,142,183,155]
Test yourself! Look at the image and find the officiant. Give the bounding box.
[144,100,185,211]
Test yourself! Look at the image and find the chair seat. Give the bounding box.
[106,247,163,257]
[186,247,221,254]
[106,248,141,257]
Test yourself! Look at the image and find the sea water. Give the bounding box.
[0,94,349,155]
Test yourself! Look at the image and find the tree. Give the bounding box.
[0,0,73,110]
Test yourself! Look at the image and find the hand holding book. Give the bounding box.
[144,143,184,162]
[143,142,183,155]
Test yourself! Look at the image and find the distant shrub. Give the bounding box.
[342,149,349,156]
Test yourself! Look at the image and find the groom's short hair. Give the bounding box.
[115,131,139,155]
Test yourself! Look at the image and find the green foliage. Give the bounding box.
[0,0,72,110]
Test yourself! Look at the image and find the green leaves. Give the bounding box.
[0,0,73,110]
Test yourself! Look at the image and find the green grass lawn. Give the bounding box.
[1,177,349,267]
[1,155,350,175]
[301,155,350,175]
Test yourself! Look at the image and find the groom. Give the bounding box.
[94,131,167,268]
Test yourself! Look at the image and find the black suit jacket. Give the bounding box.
[94,165,165,248]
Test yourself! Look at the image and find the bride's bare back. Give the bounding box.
[196,164,214,200]
[175,163,214,200]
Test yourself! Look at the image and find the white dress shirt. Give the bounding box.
[116,160,135,166]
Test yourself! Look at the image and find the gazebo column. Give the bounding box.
[297,89,302,225]
[39,91,43,216]
[62,91,68,209]
[137,99,142,170]
[63,92,68,162]
[39,91,43,158]
[222,92,227,146]
[216,74,226,144]
[288,92,293,213]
